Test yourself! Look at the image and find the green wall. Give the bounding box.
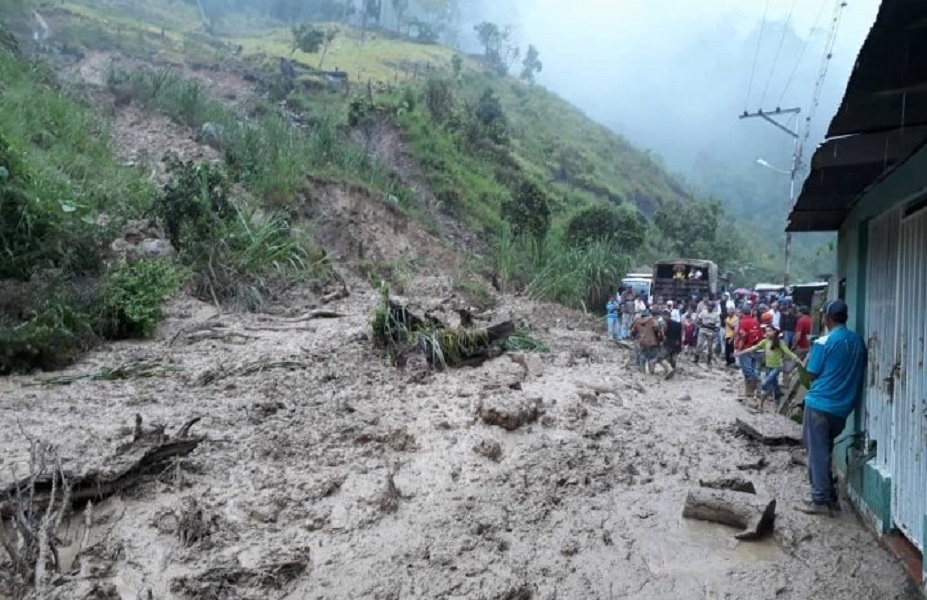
[834,146,927,543]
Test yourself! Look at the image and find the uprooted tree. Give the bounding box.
[372,285,525,369]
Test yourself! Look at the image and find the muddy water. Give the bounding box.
[0,278,917,600]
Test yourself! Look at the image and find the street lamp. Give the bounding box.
[756,158,790,175]
[755,154,799,288]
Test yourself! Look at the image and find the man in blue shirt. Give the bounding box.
[797,300,867,516]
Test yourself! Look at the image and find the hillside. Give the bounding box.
[0,0,723,375]
[44,0,692,220]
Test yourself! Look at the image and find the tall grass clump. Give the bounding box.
[153,153,328,311]
[492,232,629,311]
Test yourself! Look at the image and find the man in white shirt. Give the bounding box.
[771,301,781,330]
[667,300,681,323]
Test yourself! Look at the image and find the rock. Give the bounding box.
[111,219,176,261]
[477,395,541,431]
[736,415,803,446]
[139,238,176,258]
[473,439,503,462]
[197,121,225,149]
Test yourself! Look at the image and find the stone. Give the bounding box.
[477,395,541,431]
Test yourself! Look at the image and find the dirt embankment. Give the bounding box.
[0,272,917,600]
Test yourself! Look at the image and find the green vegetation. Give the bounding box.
[97,260,187,339]
[1,0,780,374]
[152,153,327,311]
[0,37,328,373]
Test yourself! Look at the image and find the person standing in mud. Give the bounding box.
[631,310,673,377]
[695,301,720,365]
[724,307,740,367]
[620,288,636,340]
[793,305,813,358]
[606,292,620,341]
[736,307,764,398]
[662,308,682,378]
[738,326,798,412]
[797,300,866,516]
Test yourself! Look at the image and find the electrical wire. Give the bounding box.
[760,0,799,107]
[777,0,830,107]
[800,0,848,158]
[744,0,771,112]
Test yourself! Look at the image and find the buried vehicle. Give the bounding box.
[651,259,719,303]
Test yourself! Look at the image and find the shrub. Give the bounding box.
[565,204,648,252]
[97,259,186,339]
[154,152,231,254]
[501,179,551,246]
[423,79,455,124]
[152,155,318,310]
[0,280,95,375]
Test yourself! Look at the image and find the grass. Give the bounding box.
[491,232,630,311]
[106,65,406,202]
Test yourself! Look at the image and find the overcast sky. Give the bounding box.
[481,0,881,176]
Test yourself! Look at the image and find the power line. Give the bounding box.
[777,0,830,107]
[800,0,848,160]
[759,0,799,107]
[744,0,771,111]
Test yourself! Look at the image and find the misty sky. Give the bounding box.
[485,0,881,180]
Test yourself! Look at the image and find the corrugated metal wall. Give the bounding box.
[865,208,901,473]
[892,204,927,552]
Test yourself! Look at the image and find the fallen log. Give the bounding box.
[1,416,205,516]
[682,488,776,541]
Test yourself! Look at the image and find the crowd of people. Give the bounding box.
[609,289,869,517]
[606,287,815,410]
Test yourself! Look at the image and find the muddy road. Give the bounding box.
[0,277,916,600]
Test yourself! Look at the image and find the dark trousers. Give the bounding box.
[802,406,847,505]
[724,340,735,365]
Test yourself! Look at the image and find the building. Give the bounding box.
[788,0,926,591]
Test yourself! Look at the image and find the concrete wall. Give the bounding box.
[834,146,927,573]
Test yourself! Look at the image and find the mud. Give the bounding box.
[0,273,917,600]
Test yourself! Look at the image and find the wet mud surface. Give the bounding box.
[0,276,918,600]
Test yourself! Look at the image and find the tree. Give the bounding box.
[471,87,508,145]
[474,21,511,73]
[360,0,382,42]
[520,44,543,84]
[653,198,741,269]
[291,23,325,57]
[390,0,409,32]
[318,26,338,69]
[501,180,551,247]
[565,204,647,253]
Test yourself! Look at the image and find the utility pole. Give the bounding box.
[740,107,801,289]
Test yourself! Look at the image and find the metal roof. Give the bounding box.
[788,0,927,232]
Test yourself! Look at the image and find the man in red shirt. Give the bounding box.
[793,305,813,358]
[737,309,764,398]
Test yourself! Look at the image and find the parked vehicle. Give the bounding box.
[621,273,653,300]
[651,259,718,303]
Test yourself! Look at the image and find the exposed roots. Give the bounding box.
[0,442,71,600]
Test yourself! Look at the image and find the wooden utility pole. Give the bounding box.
[740,107,801,289]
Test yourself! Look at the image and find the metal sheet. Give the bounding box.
[865,208,901,474]
[892,202,927,551]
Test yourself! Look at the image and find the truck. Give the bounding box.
[651,259,719,304]
[620,272,653,300]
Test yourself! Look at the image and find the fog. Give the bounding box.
[498,1,874,173]
[458,0,879,216]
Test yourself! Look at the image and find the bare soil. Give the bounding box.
[0,275,918,600]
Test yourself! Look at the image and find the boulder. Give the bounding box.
[477,395,541,431]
